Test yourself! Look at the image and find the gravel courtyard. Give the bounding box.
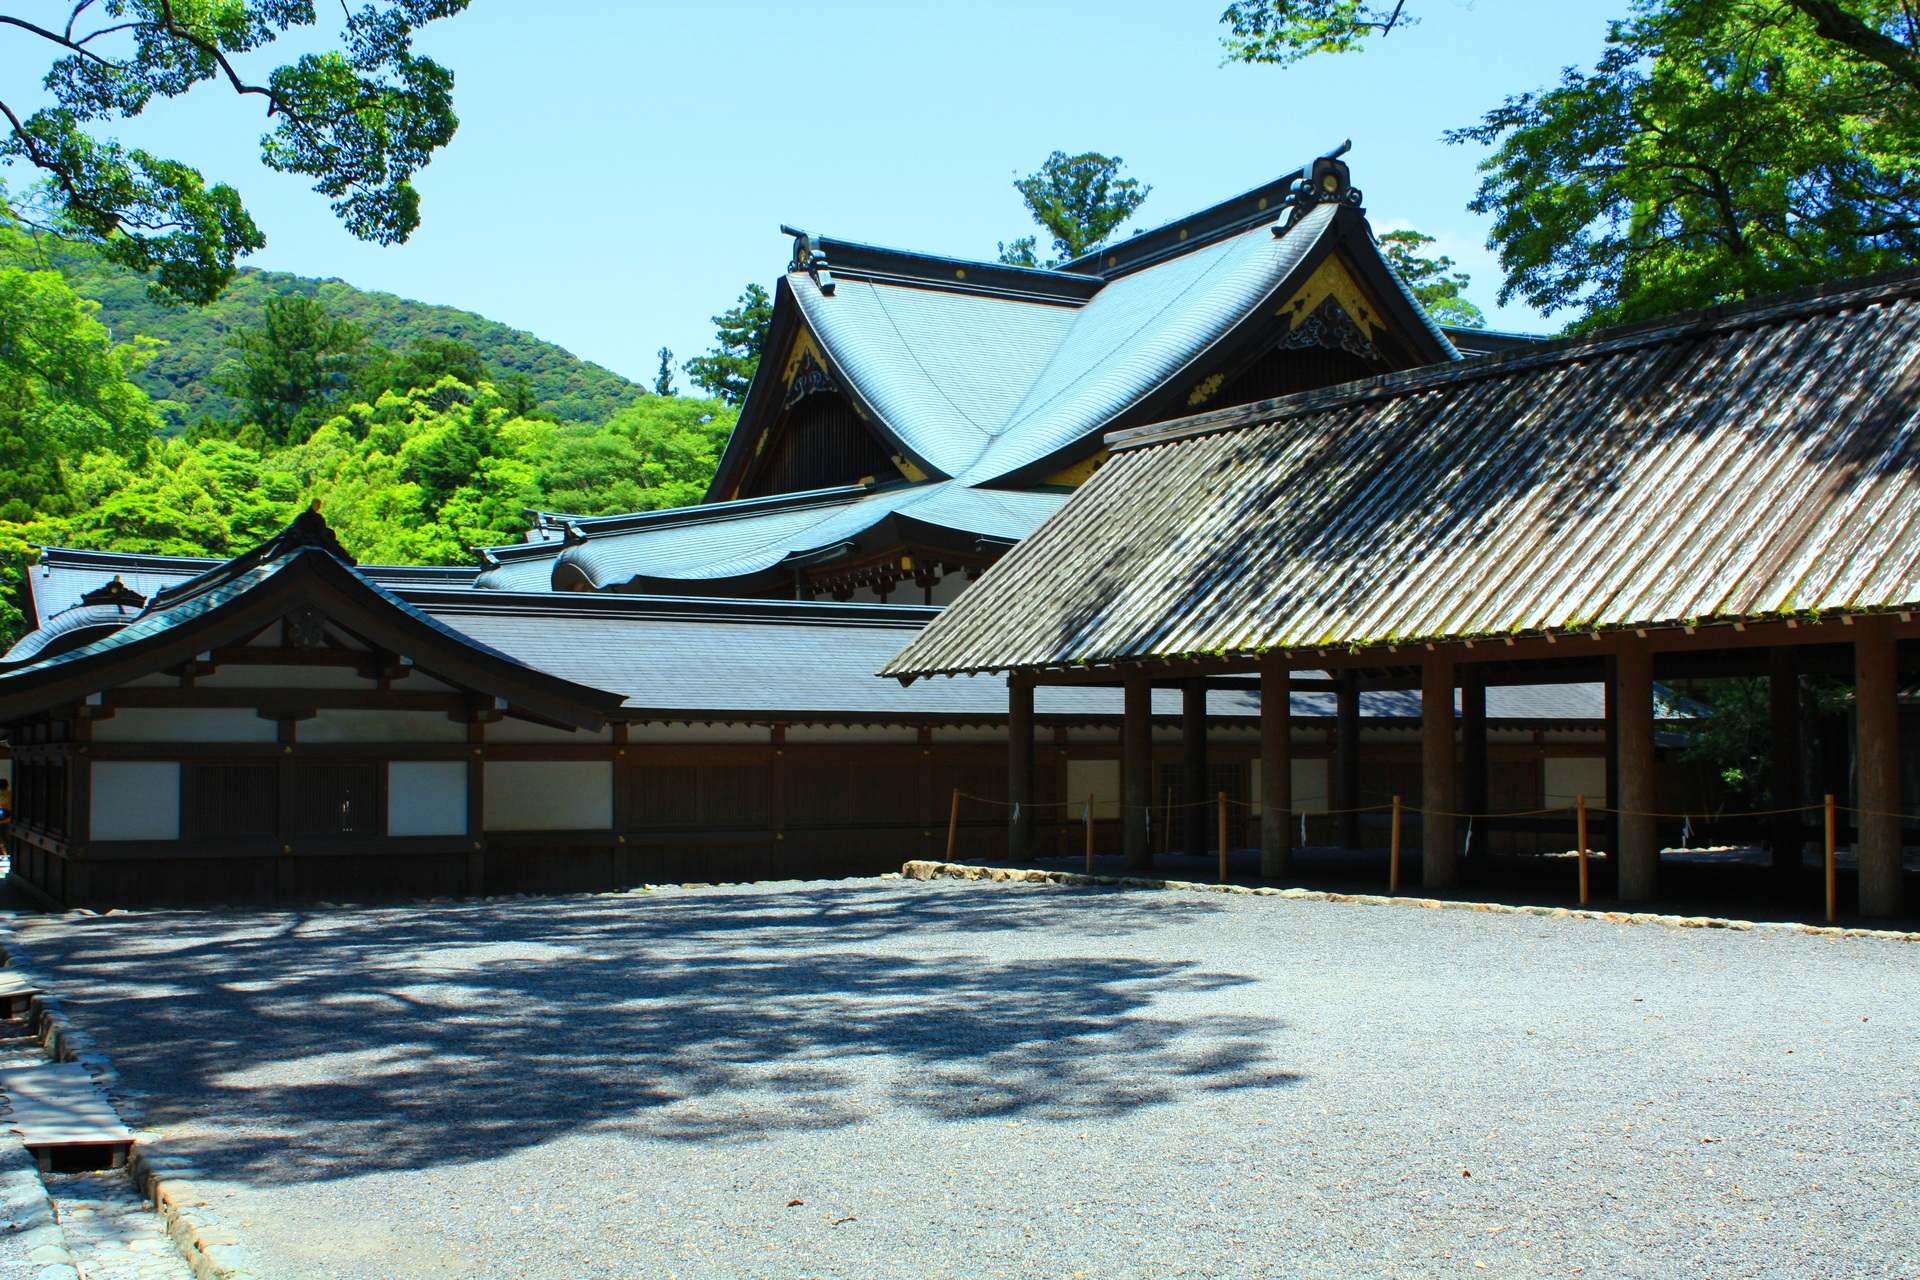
[9,879,1917,1280]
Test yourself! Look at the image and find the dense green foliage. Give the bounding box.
[685,285,772,405]
[1377,230,1486,328]
[1219,1,1920,326]
[1448,2,1920,325]
[6,233,646,427]
[998,152,1151,267]
[0,245,734,646]
[0,1,469,306]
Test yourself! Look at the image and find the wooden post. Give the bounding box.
[1616,641,1658,901]
[945,787,960,863]
[1390,794,1403,893]
[1824,792,1837,922]
[1421,655,1458,888]
[1854,617,1903,916]
[1260,653,1292,878]
[1182,679,1209,858]
[1577,793,1590,906]
[1123,675,1152,871]
[1085,792,1095,873]
[1218,790,1228,884]
[1008,673,1035,862]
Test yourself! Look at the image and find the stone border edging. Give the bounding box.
[898,861,1920,942]
[0,915,261,1280]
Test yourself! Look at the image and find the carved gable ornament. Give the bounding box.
[285,605,329,650]
[783,350,841,410]
[1280,295,1379,362]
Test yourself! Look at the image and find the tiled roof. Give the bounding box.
[486,481,1067,593]
[885,271,1920,677]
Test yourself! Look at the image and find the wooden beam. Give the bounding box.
[106,689,467,712]
[1335,671,1361,850]
[1767,647,1802,877]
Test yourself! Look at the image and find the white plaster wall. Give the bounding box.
[485,719,613,743]
[388,761,469,836]
[302,710,468,743]
[1065,759,1120,819]
[91,709,277,743]
[198,666,374,689]
[1544,758,1607,808]
[90,761,179,840]
[625,723,771,744]
[785,725,921,744]
[483,761,612,830]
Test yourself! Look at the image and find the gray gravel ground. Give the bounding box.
[9,880,1920,1280]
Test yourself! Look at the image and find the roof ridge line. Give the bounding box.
[1108,266,1920,453]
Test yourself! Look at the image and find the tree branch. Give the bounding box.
[1784,0,1920,91]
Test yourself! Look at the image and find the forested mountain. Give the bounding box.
[8,236,646,428]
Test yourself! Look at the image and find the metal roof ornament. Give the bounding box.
[76,576,146,612]
[782,225,836,296]
[1280,151,1363,234]
[782,350,841,410]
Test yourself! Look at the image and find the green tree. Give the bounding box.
[1218,1,1920,326]
[0,266,158,520]
[1377,229,1486,328]
[685,285,772,405]
[654,346,677,397]
[1000,152,1151,267]
[216,296,366,444]
[0,1,470,305]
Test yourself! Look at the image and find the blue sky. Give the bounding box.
[4,0,1623,385]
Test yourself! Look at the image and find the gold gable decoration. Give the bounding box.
[1277,256,1382,339]
[1042,449,1110,488]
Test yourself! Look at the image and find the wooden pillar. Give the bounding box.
[611,722,632,889]
[1182,679,1209,857]
[1461,669,1488,850]
[1123,674,1152,870]
[1767,647,1802,877]
[1616,642,1658,902]
[1421,655,1458,888]
[1603,656,1620,858]
[1334,671,1361,850]
[1855,617,1903,917]
[1008,673,1035,861]
[466,720,486,897]
[1260,654,1292,878]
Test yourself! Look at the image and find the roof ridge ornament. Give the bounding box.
[782,224,836,296]
[77,576,147,612]
[1279,149,1363,234]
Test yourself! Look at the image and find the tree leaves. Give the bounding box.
[0,0,469,305]
[685,285,773,406]
[1006,152,1150,267]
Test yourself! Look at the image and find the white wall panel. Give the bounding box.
[302,710,469,743]
[388,761,469,836]
[483,761,612,831]
[91,709,277,743]
[90,761,179,840]
[1065,759,1120,819]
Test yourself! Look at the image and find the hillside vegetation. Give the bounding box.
[0,232,735,642]
[10,235,647,427]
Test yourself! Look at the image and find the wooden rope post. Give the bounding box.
[1824,793,1837,922]
[1218,790,1228,884]
[1576,793,1590,906]
[1389,795,1402,893]
[946,788,960,863]
[1085,792,1095,874]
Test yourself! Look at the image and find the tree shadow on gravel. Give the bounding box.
[12,883,1301,1184]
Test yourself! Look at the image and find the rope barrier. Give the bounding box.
[948,790,1920,826]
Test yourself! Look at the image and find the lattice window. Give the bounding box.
[288,763,382,837]
[183,763,278,838]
